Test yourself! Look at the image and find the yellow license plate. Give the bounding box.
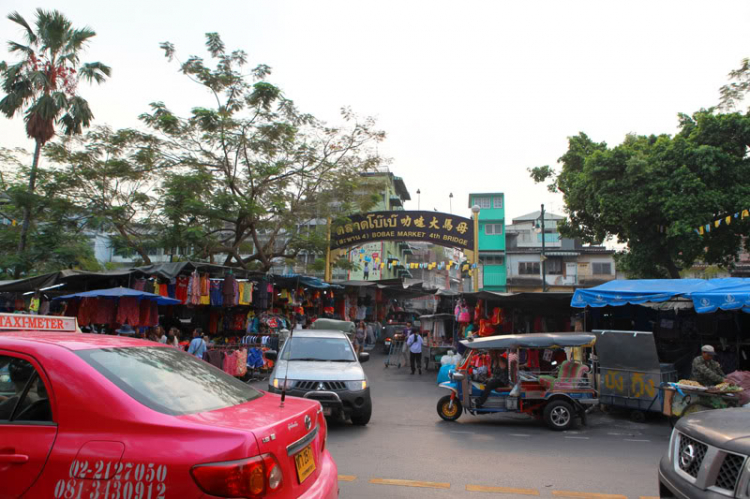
[294,444,316,483]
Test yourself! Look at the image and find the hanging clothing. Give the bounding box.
[210,281,223,306]
[223,274,238,307]
[133,279,146,291]
[93,298,116,326]
[77,298,98,326]
[175,276,189,304]
[190,271,201,305]
[117,297,140,326]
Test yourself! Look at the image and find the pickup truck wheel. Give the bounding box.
[543,400,575,431]
[351,402,372,426]
[437,395,462,422]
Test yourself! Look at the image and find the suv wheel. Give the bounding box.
[351,401,372,426]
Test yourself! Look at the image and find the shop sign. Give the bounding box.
[331,211,475,250]
[0,313,78,333]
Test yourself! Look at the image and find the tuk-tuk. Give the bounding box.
[436,333,598,431]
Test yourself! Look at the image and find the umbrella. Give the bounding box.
[53,286,181,306]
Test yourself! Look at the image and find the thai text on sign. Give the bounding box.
[331,210,475,250]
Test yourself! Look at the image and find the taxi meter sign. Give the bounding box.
[0,313,78,333]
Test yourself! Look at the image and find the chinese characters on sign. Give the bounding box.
[331,211,474,250]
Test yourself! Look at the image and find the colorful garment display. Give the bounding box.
[175,276,189,304]
[117,297,140,326]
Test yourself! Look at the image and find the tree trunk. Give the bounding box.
[15,139,43,278]
[664,258,681,279]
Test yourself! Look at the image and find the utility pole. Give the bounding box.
[541,203,547,292]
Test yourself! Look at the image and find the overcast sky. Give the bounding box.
[1,1,749,227]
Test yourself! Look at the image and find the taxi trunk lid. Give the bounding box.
[179,391,325,496]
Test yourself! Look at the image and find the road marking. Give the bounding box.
[370,478,451,489]
[552,491,627,499]
[564,436,589,440]
[338,475,357,482]
[624,439,651,442]
[467,484,540,495]
[510,433,531,437]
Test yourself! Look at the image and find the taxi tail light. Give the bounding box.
[190,453,282,498]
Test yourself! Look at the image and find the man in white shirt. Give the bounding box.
[406,324,423,375]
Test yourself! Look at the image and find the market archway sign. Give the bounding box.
[330,210,475,250]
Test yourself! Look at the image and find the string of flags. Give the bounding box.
[695,210,750,235]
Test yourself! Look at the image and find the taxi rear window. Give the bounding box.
[77,347,262,416]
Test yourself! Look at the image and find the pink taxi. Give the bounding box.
[0,318,337,499]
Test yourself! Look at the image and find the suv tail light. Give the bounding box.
[191,454,282,498]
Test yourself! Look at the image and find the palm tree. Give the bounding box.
[0,9,110,276]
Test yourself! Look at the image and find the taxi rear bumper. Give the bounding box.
[299,449,338,499]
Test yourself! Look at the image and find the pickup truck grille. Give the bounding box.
[674,432,747,494]
[294,380,347,391]
[678,434,707,478]
[715,452,744,492]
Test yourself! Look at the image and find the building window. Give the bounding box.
[592,262,612,275]
[480,255,504,265]
[546,258,563,275]
[518,262,540,275]
[484,224,503,235]
[493,197,503,209]
[475,197,491,209]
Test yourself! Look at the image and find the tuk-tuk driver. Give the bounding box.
[476,352,510,408]
[691,345,727,387]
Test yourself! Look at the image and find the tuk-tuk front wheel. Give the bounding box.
[543,400,575,431]
[437,395,462,422]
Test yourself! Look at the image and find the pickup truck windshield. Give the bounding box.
[77,347,262,416]
[281,337,356,362]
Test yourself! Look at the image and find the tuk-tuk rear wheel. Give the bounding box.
[437,395,462,422]
[543,400,575,431]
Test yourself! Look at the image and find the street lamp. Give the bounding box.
[535,204,547,292]
[416,189,421,210]
[449,192,453,214]
[471,204,480,292]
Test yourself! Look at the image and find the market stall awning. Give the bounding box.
[53,286,181,305]
[690,280,750,314]
[571,278,750,310]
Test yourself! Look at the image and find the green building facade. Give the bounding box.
[468,192,506,291]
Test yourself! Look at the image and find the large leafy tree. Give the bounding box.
[0,147,100,277]
[44,127,167,265]
[530,110,750,278]
[136,33,383,271]
[0,9,110,275]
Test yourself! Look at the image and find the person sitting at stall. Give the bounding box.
[692,345,727,387]
[476,353,510,408]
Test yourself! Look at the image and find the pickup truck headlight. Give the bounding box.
[271,378,293,390]
[345,380,367,391]
[667,428,677,462]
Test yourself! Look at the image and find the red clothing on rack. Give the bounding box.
[117,297,140,326]
[93,298,116,326]
[175,276,189,304]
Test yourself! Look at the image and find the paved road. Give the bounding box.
[325,350,671,499]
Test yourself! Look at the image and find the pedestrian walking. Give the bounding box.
[407,325,423,375]
[354,322,366,355]
[187,328,207,358]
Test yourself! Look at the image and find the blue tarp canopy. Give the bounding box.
[571,278,750,314]
[53,286,181,305]
[690,280,750,314]
[278,274,343,290]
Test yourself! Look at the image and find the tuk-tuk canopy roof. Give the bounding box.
[460,333,596,350]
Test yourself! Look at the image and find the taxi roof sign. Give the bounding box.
[0,313,79,333]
